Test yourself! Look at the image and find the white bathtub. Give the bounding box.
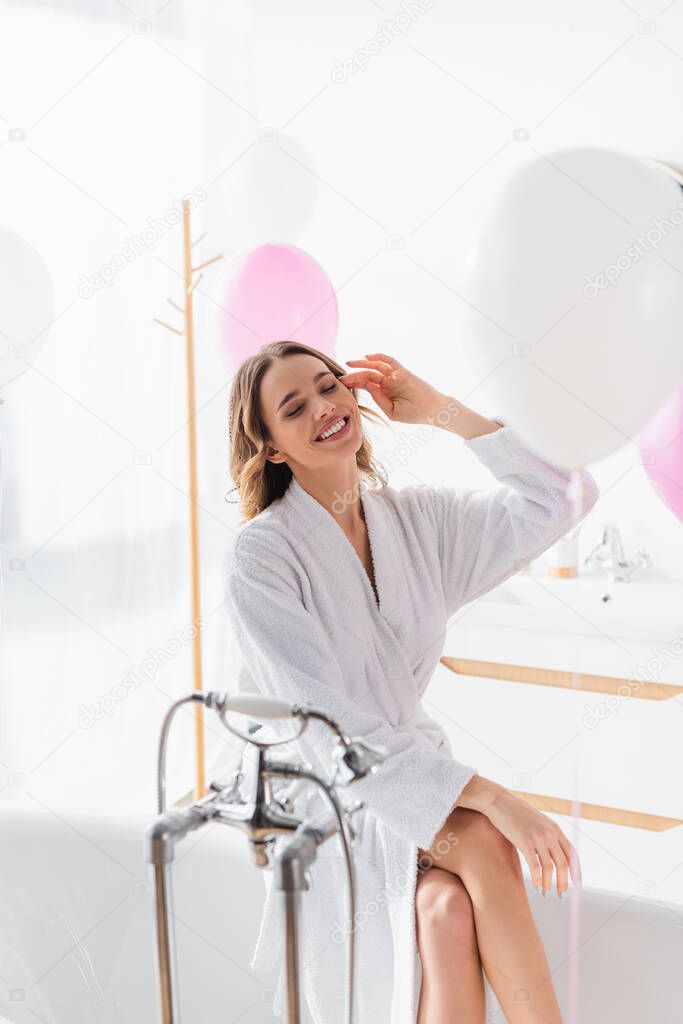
[1,804,681,1022]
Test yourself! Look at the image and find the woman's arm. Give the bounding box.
[340,354,600,617]
[424,394,504,440]
[458,773,582,896]
[419,396,599,616]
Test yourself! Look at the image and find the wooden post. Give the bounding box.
[182,198,206,802]
[154,200,223,804]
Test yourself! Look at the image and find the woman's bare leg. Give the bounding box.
[415,865,486,1024]
[419,807,563,1024]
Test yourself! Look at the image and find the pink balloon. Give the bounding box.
[219,244,339,369]
[638,383,683,523]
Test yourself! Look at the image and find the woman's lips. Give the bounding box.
[315,415,351,442]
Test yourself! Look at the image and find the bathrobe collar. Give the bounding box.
[281,473,391,621]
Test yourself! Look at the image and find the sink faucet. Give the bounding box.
[584,521,652,582]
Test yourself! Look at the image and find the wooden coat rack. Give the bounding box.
[153,199,223,803]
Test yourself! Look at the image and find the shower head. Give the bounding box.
[201,692,389,784]
[335,737,388,784]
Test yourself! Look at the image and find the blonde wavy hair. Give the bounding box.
[226,341,388,524]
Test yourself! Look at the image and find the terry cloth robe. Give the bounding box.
[223,419,600,1024]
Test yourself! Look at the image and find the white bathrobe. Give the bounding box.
[223,419,599,1023]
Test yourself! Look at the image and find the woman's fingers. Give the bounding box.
[538,846,555,895]
[548,840,569,896]
[346,357,394,374]
[522,846,542,892]
[558,832,582,888]
[338,370,385,390]
[363,351,403,370]
[535,832,578,897]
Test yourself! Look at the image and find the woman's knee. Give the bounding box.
[415,868,477,950]
[454,809,523,885]
[429,808,523,881]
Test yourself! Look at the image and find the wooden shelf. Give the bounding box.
[511,791,682,831]
[441,656,683,701]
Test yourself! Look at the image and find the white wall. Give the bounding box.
[1,0,681,910]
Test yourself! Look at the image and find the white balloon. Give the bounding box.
[216,131,317,250]
[465,147,683,468]
[0,230,54,390]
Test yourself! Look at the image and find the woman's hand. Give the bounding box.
[338,352,450,425]
[486,790,582,898]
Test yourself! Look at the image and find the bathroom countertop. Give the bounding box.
[451,572,683,645]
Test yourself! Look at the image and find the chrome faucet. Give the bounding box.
[584,521,652,582]
[144,690,387,1024]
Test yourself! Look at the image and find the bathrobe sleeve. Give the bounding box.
[224,530,478,851]
[422,420,600,617]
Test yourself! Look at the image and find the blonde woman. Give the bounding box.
[224,340,598,1023]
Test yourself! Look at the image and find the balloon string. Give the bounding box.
[566,469,583,1024]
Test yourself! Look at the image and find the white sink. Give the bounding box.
[460,573,683,642]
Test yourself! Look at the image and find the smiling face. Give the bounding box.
[259,352,362,471]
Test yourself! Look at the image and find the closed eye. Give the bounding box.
[286,381,338,418]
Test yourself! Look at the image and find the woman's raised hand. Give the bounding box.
[485,789,582,898]
[338,352,449,425]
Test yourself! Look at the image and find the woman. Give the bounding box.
[223,340,599,1023]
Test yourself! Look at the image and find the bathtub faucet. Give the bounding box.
[204,690,387,868]
[144,688,387,1024]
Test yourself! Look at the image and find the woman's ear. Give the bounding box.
[265,444,287,465]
